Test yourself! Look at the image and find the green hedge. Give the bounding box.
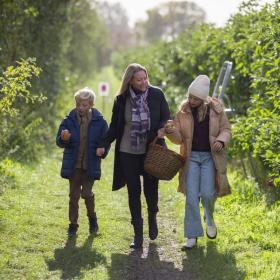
[0,0,111,161]
[0,58,45,162]
[112,0,280,188]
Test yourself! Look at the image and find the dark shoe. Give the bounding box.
[148,211,158,240]
[89,216,99,234]
[130,218,143,249]
[68,223,79,237]
[130,237,143,249]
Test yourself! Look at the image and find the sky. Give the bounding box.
[105,0,274,27]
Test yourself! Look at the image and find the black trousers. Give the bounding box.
[119,152,159,222]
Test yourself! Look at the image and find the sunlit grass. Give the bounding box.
[0,150,279,279]
[0,67,279,279]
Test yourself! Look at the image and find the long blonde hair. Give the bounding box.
[180,96,209,122]
[118,63,150,96]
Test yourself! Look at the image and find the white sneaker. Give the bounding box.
[181,238,197,250]
[206,224,217,239]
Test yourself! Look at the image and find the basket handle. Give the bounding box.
[150,136,167,149]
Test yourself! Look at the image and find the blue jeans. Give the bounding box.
[184,151,216,238]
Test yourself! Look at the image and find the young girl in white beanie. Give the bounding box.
[164,75,231,249]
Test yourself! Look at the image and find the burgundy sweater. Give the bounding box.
[191,107,211,152]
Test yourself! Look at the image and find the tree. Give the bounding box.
[0,0,111,160]
[113,0,280,188]
[66,1,111,79]
[135,1,205,43]
[92,0,132,51]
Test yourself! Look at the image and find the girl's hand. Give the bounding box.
[61,129,71,141]
[212,141,224,152]
[165,120,176,134]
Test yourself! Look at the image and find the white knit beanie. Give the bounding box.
[187,75,210,101]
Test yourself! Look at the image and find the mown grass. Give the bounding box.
[171,170,280,280]
[0,148,279,280]
[1,67,279,279]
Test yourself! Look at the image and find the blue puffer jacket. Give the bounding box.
[56,108,109,180]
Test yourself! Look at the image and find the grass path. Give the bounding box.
[0,67,279,279]
[0,147,279,280]
[0,149,191,280]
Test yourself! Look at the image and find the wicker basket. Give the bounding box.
[144,137,185,180]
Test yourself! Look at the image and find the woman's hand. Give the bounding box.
[96,147,105,157]
[157,128,166,138]
[61,129,71,141]
[212,141,224,152]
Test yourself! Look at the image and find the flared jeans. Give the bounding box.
[184,151,216,238]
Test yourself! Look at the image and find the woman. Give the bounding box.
[164,75,231,250]
[97,63,170,248]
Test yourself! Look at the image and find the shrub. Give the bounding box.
[0,58,46,161]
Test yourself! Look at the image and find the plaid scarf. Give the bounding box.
[129,86,150,151]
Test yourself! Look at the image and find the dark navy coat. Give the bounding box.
[56,108,109,180]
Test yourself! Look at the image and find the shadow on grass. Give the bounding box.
[109,243,191,280]
[46,234,107,279]
[182,241,246,280]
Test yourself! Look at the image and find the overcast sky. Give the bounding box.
[105,0,274,27]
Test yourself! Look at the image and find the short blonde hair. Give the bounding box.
[118,63,149,96]
[74,87,96,103]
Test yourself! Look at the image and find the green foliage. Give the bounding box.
[0,59,47,161]
[227,171,263,203]
[232,91,280,187]
[93,1,131,52]
[113,0,280,188]
[0,159,21,194]
[229,0,280,187]
[0,58,44,115]
[0,0,112,162]
[66,1,111,83]
[134,1,206,43]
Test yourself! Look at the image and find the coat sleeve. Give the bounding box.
[159,92,170,128]
[148,91,170,144]
[100,120,110,158]
[56,118,71,149]
[216,110,231,147]
[166,113,183,145]
[98,98,119,149]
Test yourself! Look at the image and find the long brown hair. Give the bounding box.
[117,63,150,96]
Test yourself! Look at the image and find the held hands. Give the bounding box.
[212,141,224,152]
[61,129,71,141]
[157,120,176,138]
[96,148,105,157]
[164,120,176,134]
